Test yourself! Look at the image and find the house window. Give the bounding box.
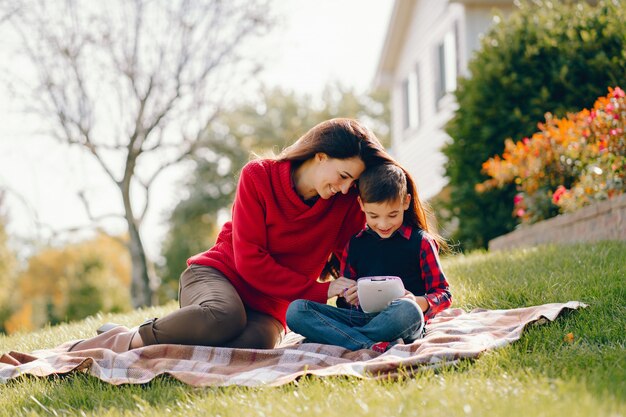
[402,67,420,131]
[435,28,458,105]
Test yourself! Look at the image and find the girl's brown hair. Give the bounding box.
[274,118,447,277]
[358,163,448,251]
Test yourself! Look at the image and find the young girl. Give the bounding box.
[286,163,451,353]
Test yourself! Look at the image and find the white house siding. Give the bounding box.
[391,0,464,199]
[385,0,512,200]
[464,7,505,62]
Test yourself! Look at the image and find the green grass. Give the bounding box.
[1,242,624,417]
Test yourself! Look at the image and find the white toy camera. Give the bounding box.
[357,276,405,313]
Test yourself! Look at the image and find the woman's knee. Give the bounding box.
[200,301,247,331]
[177,302,247,345]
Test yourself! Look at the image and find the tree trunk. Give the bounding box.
[127,218,153,308]
[121,177,153,307]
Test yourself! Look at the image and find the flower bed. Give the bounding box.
[479,87,625,224]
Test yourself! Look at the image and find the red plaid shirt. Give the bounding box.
[339,224,451,321]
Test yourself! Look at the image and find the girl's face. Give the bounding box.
[358,194,411,239]
[313,153,365,200]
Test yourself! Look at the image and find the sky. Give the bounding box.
[262,0,394,95]
[0,0,394,260]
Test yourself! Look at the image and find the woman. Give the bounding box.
[70,118,392,352]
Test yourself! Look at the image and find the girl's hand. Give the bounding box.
[328,277,356,299]
[342,285,359,306]
[401,291,429,312]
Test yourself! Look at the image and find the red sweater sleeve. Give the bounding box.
[230,163,330,303]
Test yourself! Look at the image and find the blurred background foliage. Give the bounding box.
[1,233,131,334]
[0,198,19,334]
[442,0,626,250]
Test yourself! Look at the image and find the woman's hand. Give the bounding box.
[328,277,356,299]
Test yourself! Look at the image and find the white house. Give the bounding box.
[374,0,513,200]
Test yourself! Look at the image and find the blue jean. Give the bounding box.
[285,298,424,351]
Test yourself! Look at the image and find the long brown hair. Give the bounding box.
[277,118,388,167]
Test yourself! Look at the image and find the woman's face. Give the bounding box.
[313,153,366,199]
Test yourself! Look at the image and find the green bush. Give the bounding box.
[443,0,626,249]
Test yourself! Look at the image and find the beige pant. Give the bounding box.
[137,265,284,349]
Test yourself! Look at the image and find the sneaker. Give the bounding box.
[371,338,404,353]
[370,341,391,353]
[96,322,122,335]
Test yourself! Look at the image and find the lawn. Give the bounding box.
[1,242,624,417]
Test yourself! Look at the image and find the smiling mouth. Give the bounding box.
[329,185,338,195]
[378,228,393,234]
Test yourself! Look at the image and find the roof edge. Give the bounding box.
[373,0,416,90]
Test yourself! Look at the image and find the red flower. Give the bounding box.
[513,194,524,205]
[516,208,526,217]
[613,87,625,98]
[552,185,567,204]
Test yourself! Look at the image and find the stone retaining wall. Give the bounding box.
[488,193,626,251]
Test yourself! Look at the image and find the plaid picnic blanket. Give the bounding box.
[0,301,585,386]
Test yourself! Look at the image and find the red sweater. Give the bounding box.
[187,159,365,326]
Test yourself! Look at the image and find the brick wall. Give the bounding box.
[489,193,626,251]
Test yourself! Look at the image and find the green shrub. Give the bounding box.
[443,0,626,249]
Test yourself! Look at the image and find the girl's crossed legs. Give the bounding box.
[286,298,424,351]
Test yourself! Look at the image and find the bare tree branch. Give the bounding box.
[77,190,126,223]
[0,0,276,307]
[0,1,20,24]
